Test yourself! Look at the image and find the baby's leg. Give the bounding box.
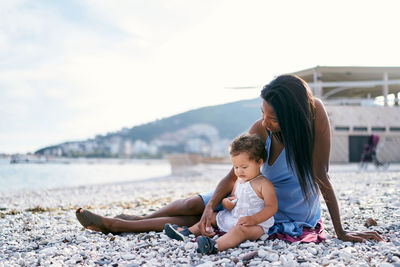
[216,225,264,251]
[188,212,218,236]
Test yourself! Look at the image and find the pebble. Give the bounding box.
[231,250,242,257]
[0,164,399,266]
[257,249,269,258]
[196,262,214,267]
[76,235,87,242]
[307,247,318,255]
[265,252,279,262]
[239,241,258,248]
[184,241,196,250]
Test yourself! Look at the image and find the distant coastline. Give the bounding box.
[0,157,172,193]
[33,98,260,160]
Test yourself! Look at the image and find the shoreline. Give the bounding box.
[0,158,172,194]
[1,163,399,266]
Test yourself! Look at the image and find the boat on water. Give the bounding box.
[10,154,48,164]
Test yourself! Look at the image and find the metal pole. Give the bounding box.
[313,67,322,98]
[383,72,389,106]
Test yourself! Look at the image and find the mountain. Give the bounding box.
[121,97,261,141]
[35,97,262,157]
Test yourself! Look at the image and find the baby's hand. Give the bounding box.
[237,216,256,226]
[222,196,237,210]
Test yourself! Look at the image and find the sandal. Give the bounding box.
[196,236,218,254]
[75,208,116,235]
[164,223,193,241]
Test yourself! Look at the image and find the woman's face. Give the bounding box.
[261,100,280,133]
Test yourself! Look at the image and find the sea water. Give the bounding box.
[0,158,171,193]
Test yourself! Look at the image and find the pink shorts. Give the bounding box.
[268,219,327,243]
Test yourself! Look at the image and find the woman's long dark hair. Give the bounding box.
[261,74,317,199]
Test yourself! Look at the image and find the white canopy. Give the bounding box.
[291,66,400,106]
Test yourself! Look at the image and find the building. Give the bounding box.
[292,66,400,163]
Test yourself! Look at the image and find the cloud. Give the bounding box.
[1,0,400,153]
[0,1,223,153]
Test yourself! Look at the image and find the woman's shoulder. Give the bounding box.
[248,119,268,142]
[313,97,326,115]
[313,97,330,134]
[314,96,325,106]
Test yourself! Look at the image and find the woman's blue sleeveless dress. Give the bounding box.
[262,134,321,236]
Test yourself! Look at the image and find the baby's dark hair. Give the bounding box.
[229,134,267,163]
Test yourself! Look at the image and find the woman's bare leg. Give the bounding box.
[119,195,205,220]
[79,195,206,233]
[101,215,201,233]
[215,225,264,251]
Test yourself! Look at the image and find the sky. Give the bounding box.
[1,0,400,154]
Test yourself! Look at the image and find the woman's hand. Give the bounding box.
[222,196,237,210]
[337,229,384,242]
[198,206,216,237]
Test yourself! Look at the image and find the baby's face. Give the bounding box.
[231,152,262,182]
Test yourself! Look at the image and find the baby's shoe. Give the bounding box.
[196,236,218,254]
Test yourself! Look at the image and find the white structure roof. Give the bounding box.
[291,66,400,106]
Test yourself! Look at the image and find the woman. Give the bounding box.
[76,74,383,242]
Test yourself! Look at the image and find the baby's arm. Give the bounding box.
[222,182,237,210]
[236,178,277,226]
[222,196,237,210]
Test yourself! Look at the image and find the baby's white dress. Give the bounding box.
[216,175,274,233]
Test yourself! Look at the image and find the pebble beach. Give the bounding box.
[1,163,399,267]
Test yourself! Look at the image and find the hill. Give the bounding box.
[119,97,260,141]
[36,98,261,157]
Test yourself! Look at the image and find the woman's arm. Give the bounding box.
[313,99,383,242]
[198,168,236,236]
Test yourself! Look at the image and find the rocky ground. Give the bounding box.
[1,163,399,266]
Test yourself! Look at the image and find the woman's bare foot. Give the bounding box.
[75,208,118,234]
